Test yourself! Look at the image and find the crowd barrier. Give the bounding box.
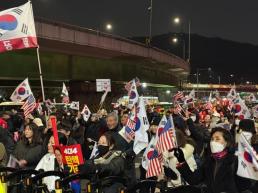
[0,167,40,193]
[0,167,202,193]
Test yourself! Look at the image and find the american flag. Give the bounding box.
[156,116,176,154]
[146,148,163,178]
[21,94,36,118]
[36,102,43,114]
[205,102,213,110]
[173,91,184,102]
[175,103,184,114]
[125,77,141,92]
[125,119,136,140]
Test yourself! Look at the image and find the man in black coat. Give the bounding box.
[106,112,136,189]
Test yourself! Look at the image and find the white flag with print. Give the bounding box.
[81,104,91,122]
[133,97,149,154]
[10,78,32,102]
[62,83,69,97]
[128,79,139,109]
[69,101,79,111]
[142,136,158,170]
[233,96,251,119]
[227,86,237,100]
[0,2,38,53]
[237,133,258,180]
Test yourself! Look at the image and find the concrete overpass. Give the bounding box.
[0,18,190,106]
[35,18,189,83]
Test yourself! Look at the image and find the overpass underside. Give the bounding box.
[0,45,179,85]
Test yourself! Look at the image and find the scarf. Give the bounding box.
[211,149,228,160]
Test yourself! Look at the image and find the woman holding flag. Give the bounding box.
[162,129,197,188]
[173,126,257,193]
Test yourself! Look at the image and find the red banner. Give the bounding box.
[60,144,84,174]
[50,116,59,146]
[0,37,38,53]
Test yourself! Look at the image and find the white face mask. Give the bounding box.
[210,141,225,153]
[235,119,240,126]
[242,131,253,143]
[190,116,196,122]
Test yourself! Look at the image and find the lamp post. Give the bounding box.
[172,36,186,60]
[196,67,212,98]
[148,0,153,45]
[173,17,191,62]
[230,74,235,85]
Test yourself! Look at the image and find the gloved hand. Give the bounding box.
[78,160,96,174]
[174,148,186,163]
[163,166,177,180]
[123,150,136,160]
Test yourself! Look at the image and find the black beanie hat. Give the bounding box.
[239,119,256,134]
[151,116,162,126]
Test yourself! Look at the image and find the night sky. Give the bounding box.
[2,0,258,45]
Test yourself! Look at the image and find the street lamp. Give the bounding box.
[172,37,185,60]
[106,23,113,31]
[172,37,178,43]
[173,16,191,62]
[173,17,180,24]
[172,36,185,59]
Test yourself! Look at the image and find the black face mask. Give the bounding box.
[150,131,156,136]
[97,145,109,157]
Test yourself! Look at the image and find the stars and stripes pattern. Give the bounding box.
[173,91,184,102]
[125,77,141,92]
[146,148,163,178]
[175,103,183,114]
[125,118,136,141]
[21,94,36,118]
[156,116,176,154]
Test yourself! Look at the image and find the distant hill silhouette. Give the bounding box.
[131,33,258,84]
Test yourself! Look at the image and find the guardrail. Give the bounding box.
[35,17,190,72]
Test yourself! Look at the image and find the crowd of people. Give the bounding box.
[0,94,258,193]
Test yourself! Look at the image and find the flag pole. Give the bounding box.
[36,47,46,101]
[98,102,104,112]
[29,0,45,101]
[170,115,178,148]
